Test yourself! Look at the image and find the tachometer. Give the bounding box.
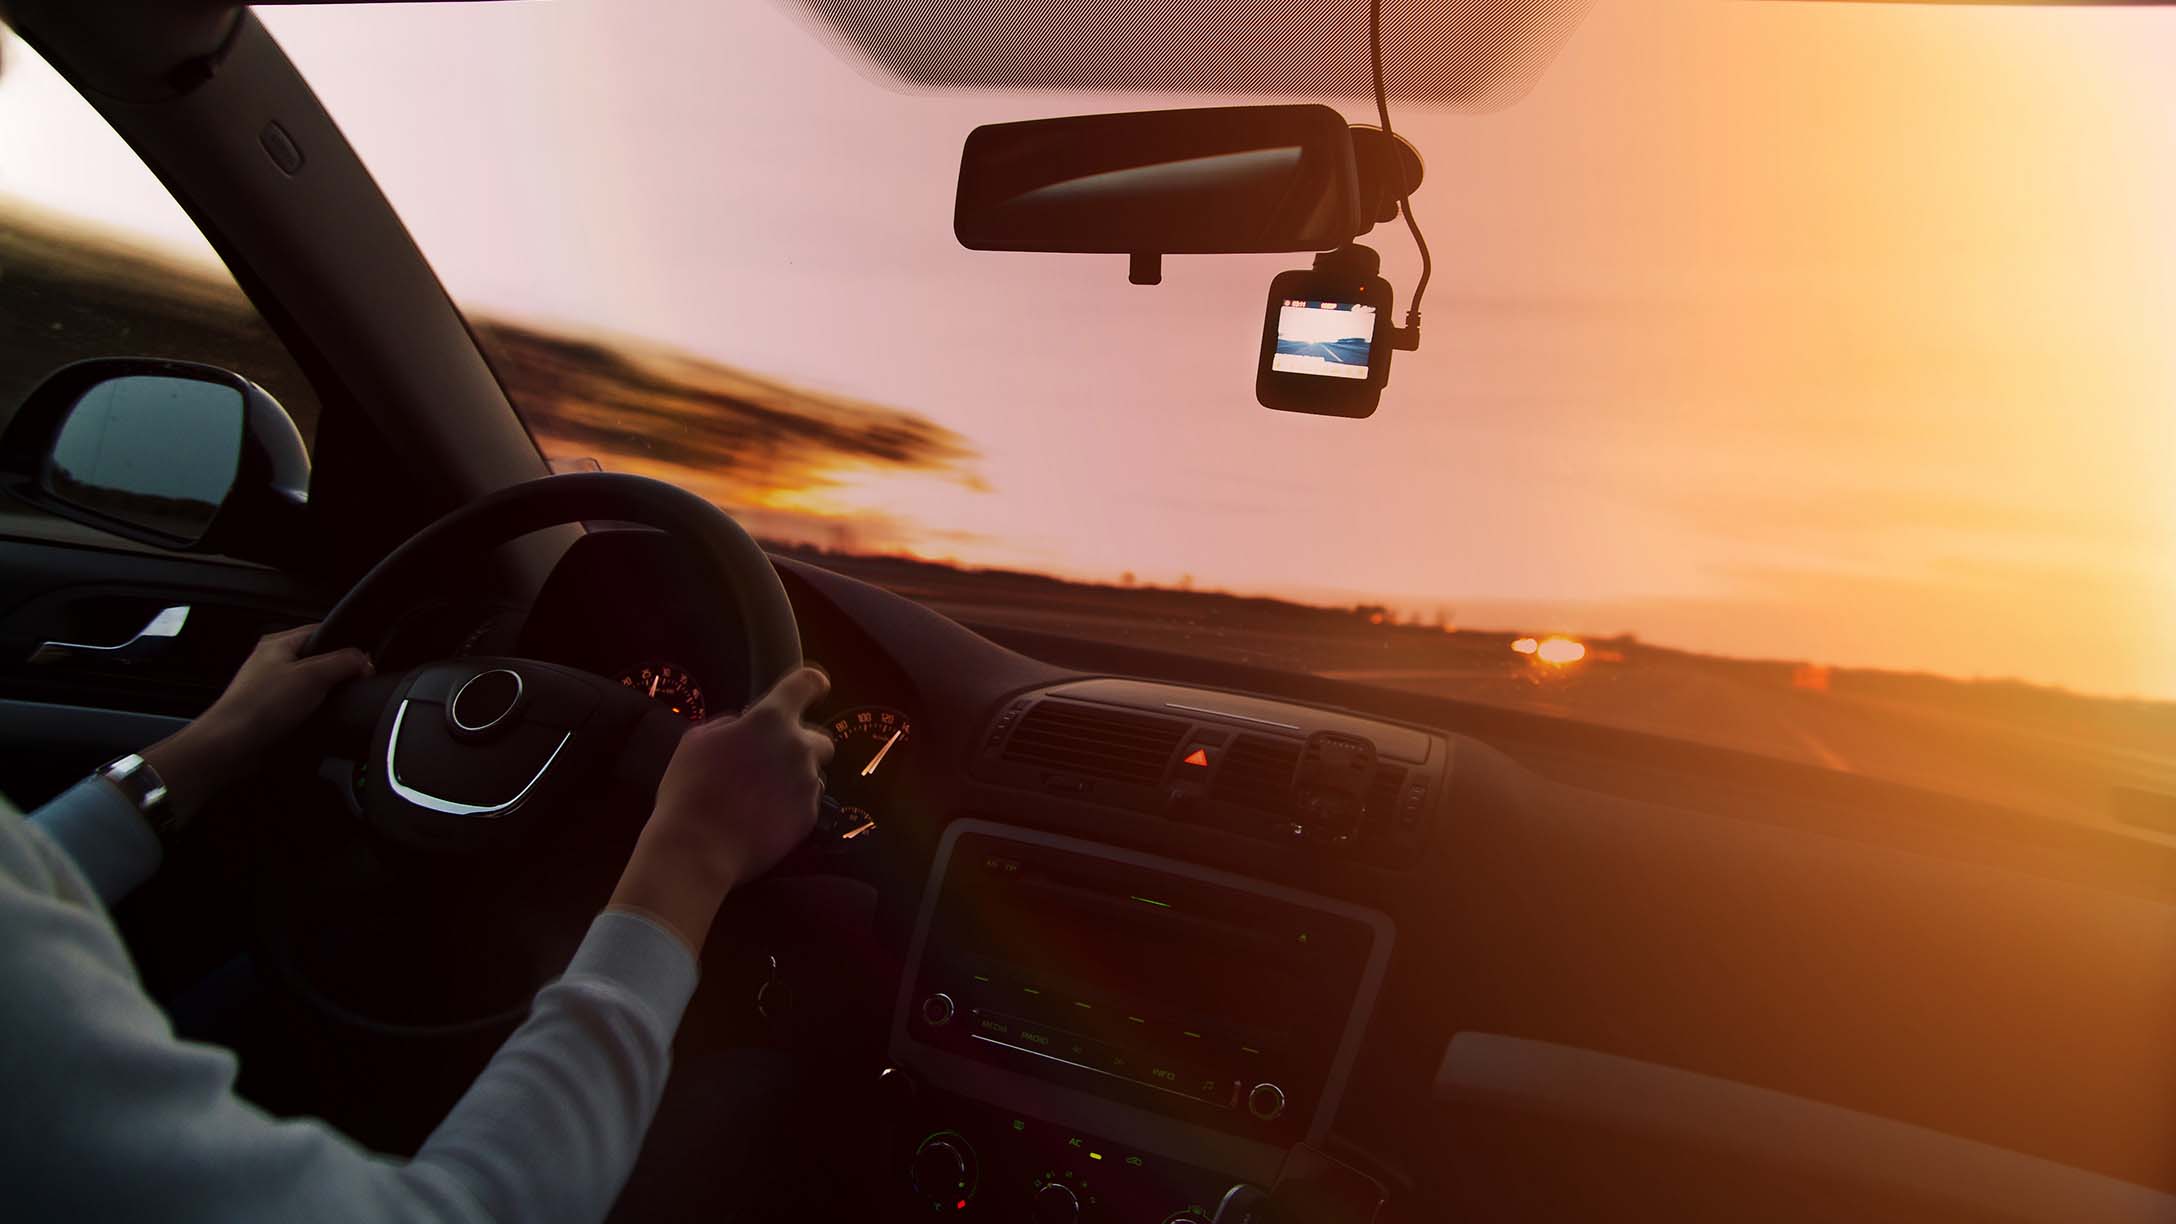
[615,661,708,722]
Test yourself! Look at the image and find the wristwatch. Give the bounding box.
[95,752,189,840]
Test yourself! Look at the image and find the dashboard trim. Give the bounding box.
[889,818,1397,1179]
[1161,700,1303,731]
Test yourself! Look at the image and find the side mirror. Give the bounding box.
[0,358,310,563]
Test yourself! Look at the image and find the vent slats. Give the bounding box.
[1002,701,1187,784]
[1212,733,1301,812]
[997,705,1417,836]
[1366,763,1407,821]
[1214,732,1407,820]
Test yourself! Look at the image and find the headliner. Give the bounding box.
[780,0,1595,110]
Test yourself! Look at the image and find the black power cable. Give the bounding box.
[1369,0,1432,333]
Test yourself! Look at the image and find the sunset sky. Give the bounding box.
[3,1,2173,700]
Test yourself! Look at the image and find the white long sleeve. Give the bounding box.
[1,782,697,1223]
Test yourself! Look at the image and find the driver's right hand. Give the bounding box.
[608,666,835,953]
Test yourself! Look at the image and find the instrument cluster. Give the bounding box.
[612,661,912,841]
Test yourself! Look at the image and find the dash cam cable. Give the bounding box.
[1369,0,1432,334]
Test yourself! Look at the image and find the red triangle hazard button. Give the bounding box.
[1182,748,1210,767]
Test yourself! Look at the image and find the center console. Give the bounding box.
[884,820,1395,1222]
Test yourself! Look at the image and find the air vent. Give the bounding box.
[1214,733,1408,822]
[1212,733,1302,812]
[1001,700,1188,785]
[1366,763,1408,821]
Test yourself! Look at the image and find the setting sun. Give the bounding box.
[1535,637,1587,666]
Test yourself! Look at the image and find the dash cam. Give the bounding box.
[1257,245,1395,418]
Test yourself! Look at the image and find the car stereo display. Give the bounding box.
[905,832,1382,1144]
[1271,300,1375,380]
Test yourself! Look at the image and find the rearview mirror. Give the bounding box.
[954,104,1363,256]
[0,358,311,561]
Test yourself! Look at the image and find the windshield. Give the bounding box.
[13,2,2176,826]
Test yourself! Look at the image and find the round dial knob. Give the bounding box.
[910,1134,975,1207]
[1031,1181,1081,1224]
[920,992,956,1027]
[1246,1082,1288,1121]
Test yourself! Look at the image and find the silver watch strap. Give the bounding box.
[96,752,185,837]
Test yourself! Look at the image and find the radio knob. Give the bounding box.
[1246,1082,1287,1121]
[910,1134,975,1207]
[1031,1181,1081,1224]
[919,992,956,1027]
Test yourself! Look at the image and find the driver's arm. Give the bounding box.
[30,624,374,905]
[0,629,834,1224]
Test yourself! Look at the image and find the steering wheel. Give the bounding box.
[259,473,803,1033]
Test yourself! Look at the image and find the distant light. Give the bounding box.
[1511,637,1540,655]
[1536,637,1587,665]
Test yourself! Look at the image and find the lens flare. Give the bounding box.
[1535,637,1587,666]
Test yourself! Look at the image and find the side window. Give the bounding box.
[0,31,323,541]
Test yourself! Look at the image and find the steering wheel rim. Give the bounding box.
[307,470,801,688]
[260,472,803,1035]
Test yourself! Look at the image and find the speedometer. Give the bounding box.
[615,661,707,722]
[827,706,911,779]
[821,706,911,836]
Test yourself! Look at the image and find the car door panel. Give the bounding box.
[0,533,322,804]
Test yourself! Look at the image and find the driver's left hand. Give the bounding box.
[141,624,373,819]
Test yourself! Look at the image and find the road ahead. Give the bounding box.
[1275,338,1370,365]
[1322,660,2176,830]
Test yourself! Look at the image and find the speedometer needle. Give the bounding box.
[861,728,903,777]
[648,674,659,698]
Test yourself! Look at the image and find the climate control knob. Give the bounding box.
[1031,1181,1082,1224]
[1246,1082,1288,1122]
[909,1133,976,1208]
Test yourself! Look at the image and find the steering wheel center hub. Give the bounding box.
[449,668,525,735]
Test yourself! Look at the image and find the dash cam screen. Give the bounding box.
[1272,300,1375,380]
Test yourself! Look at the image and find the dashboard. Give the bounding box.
[504,528,1441,1218]
[495,526,2176,1224]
